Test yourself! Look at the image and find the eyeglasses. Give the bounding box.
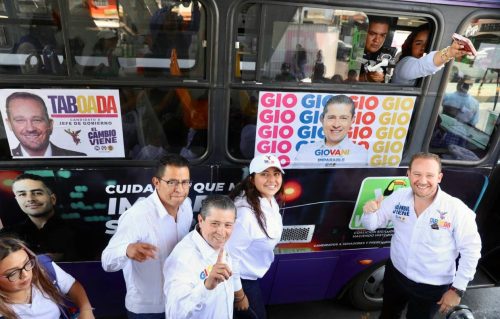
[157,177,192,188]
[0,258,36,282]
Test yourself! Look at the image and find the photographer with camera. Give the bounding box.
[359,16,391,83]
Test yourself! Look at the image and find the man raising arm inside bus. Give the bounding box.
[361,152,481,319]
[101,154,193,319]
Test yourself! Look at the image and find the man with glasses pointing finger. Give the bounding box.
[102,154,193,319]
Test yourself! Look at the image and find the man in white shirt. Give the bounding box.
[362,152,481,319]
[163,195,236,319]
[293,94,368,168]
[101,154,193,319]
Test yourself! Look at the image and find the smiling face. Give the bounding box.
[252,167,283,200]
[408,157,442,199]
[6,97,53,156]
[321,103,354,147]
[411,30,429,58]
[153,165,190,213]
[198,207,235,250]
[0,249,33,294]
[12,179,56,219]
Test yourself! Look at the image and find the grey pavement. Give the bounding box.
[268,286,500,319]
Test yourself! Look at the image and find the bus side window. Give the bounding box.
[429,18,500,161]
[120,87,208,160]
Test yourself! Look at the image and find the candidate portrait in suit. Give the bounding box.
[5,92,86,157]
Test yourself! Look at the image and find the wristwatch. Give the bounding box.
[449,286,465,297]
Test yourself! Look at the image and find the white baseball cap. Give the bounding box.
[249,155,285,174]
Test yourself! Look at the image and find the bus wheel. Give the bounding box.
[348,262,385,310]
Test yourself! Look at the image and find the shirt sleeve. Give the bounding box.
[225,209,254,291]
[53,262,76,294]
[163,253,210,319]
[361,195,394,231]
[101,211,138,272]
[394,53,443,82]
[451,204,482,290]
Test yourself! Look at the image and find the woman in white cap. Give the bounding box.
[227,154,284,319]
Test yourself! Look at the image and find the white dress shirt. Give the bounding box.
[101,191,193,314]
[12,262,75,319]
[391,52,443,86]
[293,137,368,168]
[361,187,481,290]
[226,196,283,291]
[163,229,234,319]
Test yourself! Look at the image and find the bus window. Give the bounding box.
[235,4,369,83]
[228,89,258,159]
[0,0,66,75]
[67,0,206,79]
[429,18,500,161]
[120,87,208,160]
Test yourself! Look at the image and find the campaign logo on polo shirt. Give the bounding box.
[199,264,213,280]
[429,210,451,229]
[392,203,410,222]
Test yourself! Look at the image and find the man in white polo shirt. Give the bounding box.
[293,94,368,168]
[163,195,236,319]
[362,152,481,319]
[101,154,193,319]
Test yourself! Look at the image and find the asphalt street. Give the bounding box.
[267,286,500,319]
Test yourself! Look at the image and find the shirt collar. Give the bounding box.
[21,143,52,157]
[151,190,177,219]
[192,225,220,260]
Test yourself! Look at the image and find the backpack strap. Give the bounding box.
[37,255,73,319]
[37,254,60,290]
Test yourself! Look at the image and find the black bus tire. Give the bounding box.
[348,262,386,311]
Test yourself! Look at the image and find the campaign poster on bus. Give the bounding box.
[0,89,124,158]
[254,92,416,168]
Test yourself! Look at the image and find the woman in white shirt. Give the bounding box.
[227,155,284,319]
[0,237,94,319]
[392,24,470,86]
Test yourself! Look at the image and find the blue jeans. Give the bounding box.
[127,311,165,319]
[234,279,266,319]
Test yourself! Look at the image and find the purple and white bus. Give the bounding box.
[0,0,499,317]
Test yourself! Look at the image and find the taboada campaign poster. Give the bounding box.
[0,89,124,158]
[254,91,416,168]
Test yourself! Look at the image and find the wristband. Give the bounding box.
[234,294,246,303]
[449,286,465,298]
[440,46,453,63]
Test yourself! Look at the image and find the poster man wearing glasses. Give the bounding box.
[102,154,193,319]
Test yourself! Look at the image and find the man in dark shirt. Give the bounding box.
[0,173,76,261]
[359,16,391,83]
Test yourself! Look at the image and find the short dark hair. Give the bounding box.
[154,154,190,178]
[199,195,236,219]
[321,94,356,120]
[409,152,442,172]
[6,92,49,120]
[13,173,53,194]
[368,15,392,27]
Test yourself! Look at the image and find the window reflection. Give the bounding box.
[121,87,208,160]
[235,4,371,84]
[430,18,500,161]
[0,0,66,75]
[66,0,205,79]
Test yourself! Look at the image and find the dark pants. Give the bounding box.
[380,260,449,319]
[234,279,266,319]
[127,311,165,319]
